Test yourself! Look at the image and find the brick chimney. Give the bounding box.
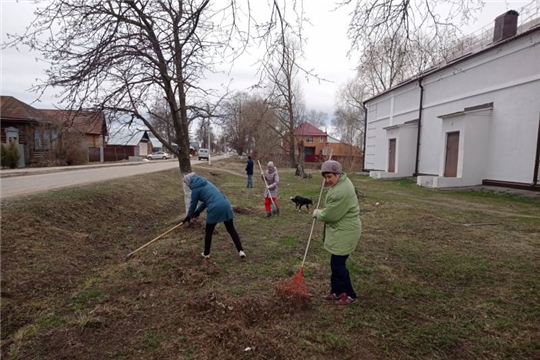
[493,10,519,43]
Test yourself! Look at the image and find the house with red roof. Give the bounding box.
[293,122,363,167]
[294,122,329,162]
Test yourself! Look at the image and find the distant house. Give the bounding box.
[363,9,540,190]
[327,135,363,162]
[106,130,152,161]
[41,110,107,148]
[293,122,362,167]
[294,122,328,162]
[0,96,43,167]
[0,96,107,167]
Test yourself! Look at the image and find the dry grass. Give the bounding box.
[1,158,539,359]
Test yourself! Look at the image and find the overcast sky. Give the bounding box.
[1,0,536,125]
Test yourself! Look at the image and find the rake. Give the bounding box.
[276,151,333,302]
[275,176,326,302]
[125,222,184,260]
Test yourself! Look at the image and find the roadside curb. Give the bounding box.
[0,160,159,179]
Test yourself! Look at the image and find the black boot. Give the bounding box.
[266,212,272,218]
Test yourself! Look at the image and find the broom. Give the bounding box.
[257,160,278,215]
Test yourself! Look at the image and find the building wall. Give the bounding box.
[364,81,419,171]
[365,29,540,186]
[327,142,361,157]
[299,135,327,155]
[420,31,540,184]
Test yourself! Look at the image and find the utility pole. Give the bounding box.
[207,117,212,166]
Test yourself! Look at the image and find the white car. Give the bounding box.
[147,151,171,160]
[197,148,210,161]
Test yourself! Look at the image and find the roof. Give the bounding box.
[107,130,150,146]
[0,96,44,122]
[41,109,106,136]
[149,137,163,148]
[294,122,327,136]
[0,96,107,136]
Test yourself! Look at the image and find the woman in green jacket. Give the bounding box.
[313,160,361,306]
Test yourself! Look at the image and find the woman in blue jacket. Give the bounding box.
[182,172,246,259]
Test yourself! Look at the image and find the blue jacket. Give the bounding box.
[187,175,234,224]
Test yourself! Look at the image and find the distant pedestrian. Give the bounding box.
[182,172,246,259]
[312,160,361,306]
[262,161,280,218]
[245,156,254,188]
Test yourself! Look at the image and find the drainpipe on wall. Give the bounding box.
[533,113,540,187]
[362,104,368,171]
[413,78,424,176]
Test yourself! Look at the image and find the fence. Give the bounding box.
[88,147,133,162]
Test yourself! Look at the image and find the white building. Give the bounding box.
[363,9,540,190]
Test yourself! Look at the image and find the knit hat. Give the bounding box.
[183,172,197,186]
[267,161,274,168]
[321,160,342,174]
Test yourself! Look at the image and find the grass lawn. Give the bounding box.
[1,157,539,359]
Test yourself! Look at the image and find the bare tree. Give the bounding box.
[219,92,270,156]
[196,118,216,150]
[303,109,329,129]
[3,1,309,173]
[333,77,366,148]
[341,0,483,53]
[264,35,305,167]
[357,36,411,95]
[148,98,175,146]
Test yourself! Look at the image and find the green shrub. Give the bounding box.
[0,143,7,168]
[4,141,21,169]
[53,132,88,166]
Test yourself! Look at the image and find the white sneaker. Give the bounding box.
[238,250,246,259]
[201,252,210,259]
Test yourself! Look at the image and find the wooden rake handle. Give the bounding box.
[300,149,333,268]
[125,222,184,260]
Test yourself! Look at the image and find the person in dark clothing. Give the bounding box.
[182,172,246,259]
[245,156,254,188]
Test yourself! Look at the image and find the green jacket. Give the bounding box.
[314,173,361,255]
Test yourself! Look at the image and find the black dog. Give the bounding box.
[290,195,313,212]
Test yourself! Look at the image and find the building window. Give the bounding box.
[6,127,19,144]
[34,129,58,150]
[306,136,314,143]
[319,136,324,143]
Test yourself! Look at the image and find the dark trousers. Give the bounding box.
[330,254,356,299]
[204,220,243,255]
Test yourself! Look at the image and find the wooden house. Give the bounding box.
[293,122,362,168]
[0,96,44,167]
[105,130,152,161]
[0,96,108,167]
[40,110,107,148]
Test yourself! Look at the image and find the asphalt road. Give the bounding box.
[0,158,215,200]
